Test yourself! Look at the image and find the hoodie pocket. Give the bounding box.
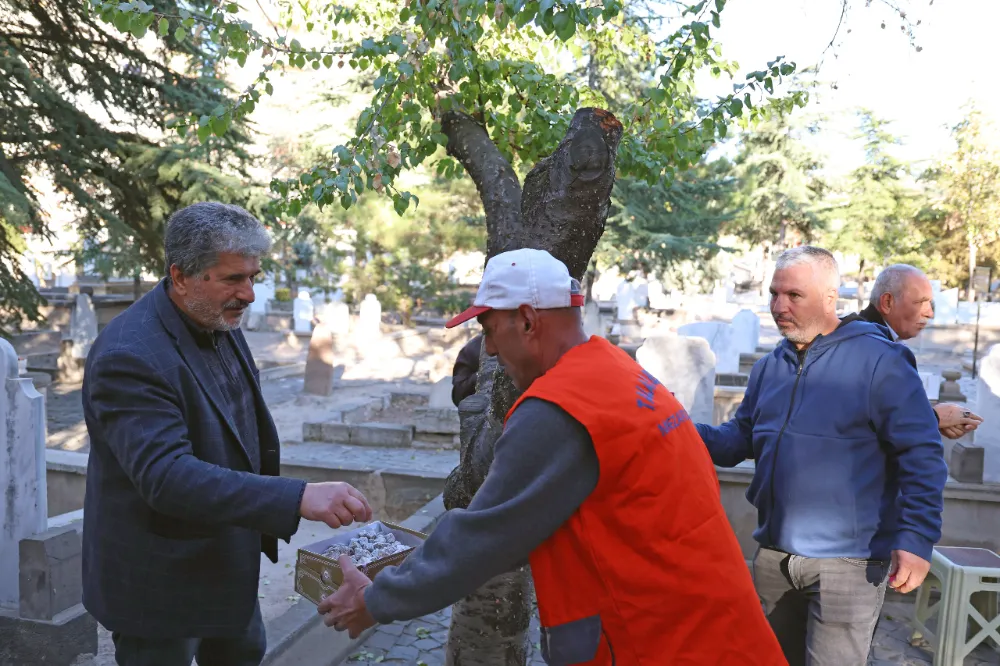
[540,614,602,665]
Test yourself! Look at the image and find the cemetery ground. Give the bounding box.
[36,325,996,665]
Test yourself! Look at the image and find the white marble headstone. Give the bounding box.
[677,321,739,374]
[70,293,98,360]
[731,309,761,356]
[934,288,959,326]
[636,334,716,426]
[647,280,671,310]
[583,300,602,338]
[918,371,941,402]
[358,294,382,340]
[429,377,453,409]
[615,279,648,321]
[293,290,314,334]
[318,301,351,337]
[975,344,1000,483]
[251,276,275,314]
[0,338,47,608]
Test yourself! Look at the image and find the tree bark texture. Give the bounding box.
[440,108,623,665]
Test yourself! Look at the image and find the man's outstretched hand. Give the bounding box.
[889,549,930,594]
[318,555,377,638]
[299,482,372,529]
[934,403,983,440]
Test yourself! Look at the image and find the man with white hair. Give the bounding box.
[696,246,948,666]
[852,263,983,440]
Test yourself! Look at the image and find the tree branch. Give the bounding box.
[517,108,624,279]
[441,110,522,259]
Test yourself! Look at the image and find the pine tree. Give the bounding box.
[0,0,255,333]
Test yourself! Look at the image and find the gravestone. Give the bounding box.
[0,338,47,608]
[429,377,454,409]
[974,345,1000,483]
[730,310,760,356]
[934,287,959,325]
[583,300,602,338]
[245,276,274,331]
[647,279,671,310]
[918,371,941,401]
[302,322,341,397]
[615,280,647,321]
[635,334,716,425]
[318,301,350,337]
[358,294,382,340]
[677,321,739,374]
[69,294,97,360]
[293,290,314,335]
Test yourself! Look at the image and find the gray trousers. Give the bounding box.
[112,602,266,666]
[753,547,890,666]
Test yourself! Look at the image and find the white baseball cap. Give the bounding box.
[445,248,584,329]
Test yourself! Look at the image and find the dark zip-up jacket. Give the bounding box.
[696,318,947,561]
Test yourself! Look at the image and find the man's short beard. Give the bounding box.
[185,292,244,332]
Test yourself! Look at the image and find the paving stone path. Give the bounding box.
[343,600,1000,666]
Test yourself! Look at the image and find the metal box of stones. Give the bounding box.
[295,521,427,605]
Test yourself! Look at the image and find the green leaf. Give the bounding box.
[650,88,666,104]
[323,54,333,68]
[718,121,727,138]
[212,104,225,117]
[779,62,794,76]
[157,17,169,36]
[432,133,448,146]
[729,98,743,116]
[196,124,212,142]
[715,0,725,10]
[340,194,353,210]
[227,2,238,11]
[552,11,575,41]
[265,82,274,95]
[764,77,773,94]
[198,115,211,127]
[711,11,720,28]
[393,194,409,215]
[398,62,414,78]
[174,26,186,41]
[237,52,247,67]
[400,7,410,21]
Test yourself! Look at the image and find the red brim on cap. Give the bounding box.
[445,305,493,329]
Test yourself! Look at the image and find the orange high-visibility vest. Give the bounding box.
[508,336,786,665]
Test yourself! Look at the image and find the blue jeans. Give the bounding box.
[753,547,890,666]
[111,602,265,666]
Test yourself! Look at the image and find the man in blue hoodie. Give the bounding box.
[696,246,947,666]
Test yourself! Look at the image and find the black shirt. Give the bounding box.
[168,292,261,471]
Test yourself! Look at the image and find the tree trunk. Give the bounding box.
[968,240,978,302]
[856,258,866,312]
[440,108,623,664]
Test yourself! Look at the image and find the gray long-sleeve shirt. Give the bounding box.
[364,398,600,623]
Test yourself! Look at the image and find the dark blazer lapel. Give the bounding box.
[859,303,887,328]
[151,279,255,471]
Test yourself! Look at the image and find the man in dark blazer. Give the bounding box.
[82,202,372,666]
[851,263,983,440]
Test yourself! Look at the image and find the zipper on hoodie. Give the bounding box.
[766,347,807,544]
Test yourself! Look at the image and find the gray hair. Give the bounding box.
[774,245,840,291]
[164,202,272,276]
[869,264,925,306]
